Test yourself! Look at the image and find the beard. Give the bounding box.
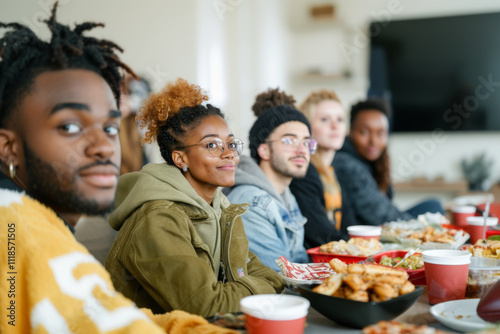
[23,141,115,216]
[269,145,308,179]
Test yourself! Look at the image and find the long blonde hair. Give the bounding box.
[299,90,342,172]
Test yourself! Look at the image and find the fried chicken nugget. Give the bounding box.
[344,274,368,291]
[433,235,454,243]
[489,240,500,252]
[362,274,377,289]
[332,286,346,298]
[319,241,334,253]
[373,282,398,301]
[344,286,369,302]
[374,274,407,286]
[329,258,347,274]
[364,264,408,279]
[398,280,416,295]
[369,292,384,303]
[313,273,343,296]
[347,263,365,275]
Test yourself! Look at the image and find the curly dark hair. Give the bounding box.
[0,2,136,127]
[350,99,391,194]
[136,78,225,165]
[251,87,296,117]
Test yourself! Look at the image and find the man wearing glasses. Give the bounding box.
[225,105,316,271]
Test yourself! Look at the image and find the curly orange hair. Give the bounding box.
[136,78,208,144]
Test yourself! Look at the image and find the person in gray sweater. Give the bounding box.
[333,99,444,232]
[225,104,314,271]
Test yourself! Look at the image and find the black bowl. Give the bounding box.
[298,284,423,328]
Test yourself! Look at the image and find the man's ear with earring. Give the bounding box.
[9,162,16,179]
[0,129,19,180]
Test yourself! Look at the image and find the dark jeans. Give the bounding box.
[405,198,445,218]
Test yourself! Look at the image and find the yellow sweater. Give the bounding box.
[0,189,237,334]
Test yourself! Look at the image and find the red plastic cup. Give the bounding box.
[466,216,499,244]
[347,225,382,240]
[240,295,309,334]
[451,206,476,227]
[422,250,471,305]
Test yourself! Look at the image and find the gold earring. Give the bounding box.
[9,162,15,179]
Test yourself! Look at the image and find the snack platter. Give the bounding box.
[308,237,386,264]
[380,220,469,250]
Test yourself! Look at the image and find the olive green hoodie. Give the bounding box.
[106,163,283,317]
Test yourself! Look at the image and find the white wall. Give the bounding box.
[221,0,290,149]
[286,0,500,207]
[0,0,288,155]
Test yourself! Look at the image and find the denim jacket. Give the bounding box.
[225,156,308,272]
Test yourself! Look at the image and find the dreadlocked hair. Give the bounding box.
[0,1,136,127]
[350,99,391,194]
[137,78,225,165]
[251,87,296,117]
[299,90,342,122]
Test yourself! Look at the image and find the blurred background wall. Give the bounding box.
[2,0,500,208]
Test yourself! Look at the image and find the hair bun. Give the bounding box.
[137,78,208,143]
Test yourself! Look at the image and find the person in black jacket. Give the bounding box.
[333,99,443,230]
[290,90,349,248]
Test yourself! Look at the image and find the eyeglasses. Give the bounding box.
[182,138,244,157]
[266,137,317,154]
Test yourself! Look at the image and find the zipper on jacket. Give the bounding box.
[218,260,227,283]
[223,218,236,282]
[221,205,246,282]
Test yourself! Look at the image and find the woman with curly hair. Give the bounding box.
[106,78,283,317]
[290,90,350,248]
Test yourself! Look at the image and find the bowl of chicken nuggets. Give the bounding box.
[298,259,423,328]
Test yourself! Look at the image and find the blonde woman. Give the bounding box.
[290,90,349,248]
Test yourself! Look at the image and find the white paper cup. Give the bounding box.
[347,225,382,240]
[466,217,499,244]
[240,294,309,334]
[422,250,471,305]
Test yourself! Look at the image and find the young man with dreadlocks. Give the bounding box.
[0,4,236,334]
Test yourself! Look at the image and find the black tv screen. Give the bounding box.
[369,12,500,132]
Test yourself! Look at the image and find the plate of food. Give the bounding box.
[463,239,500,258]
[382,221,469,250]
[430,299,495,332]
[372,250,426,285]
[308,238,385,264]
[362,320,454,334]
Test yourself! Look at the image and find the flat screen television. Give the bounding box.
[369,12,500,132]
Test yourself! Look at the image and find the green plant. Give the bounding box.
[461,152,494,191]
